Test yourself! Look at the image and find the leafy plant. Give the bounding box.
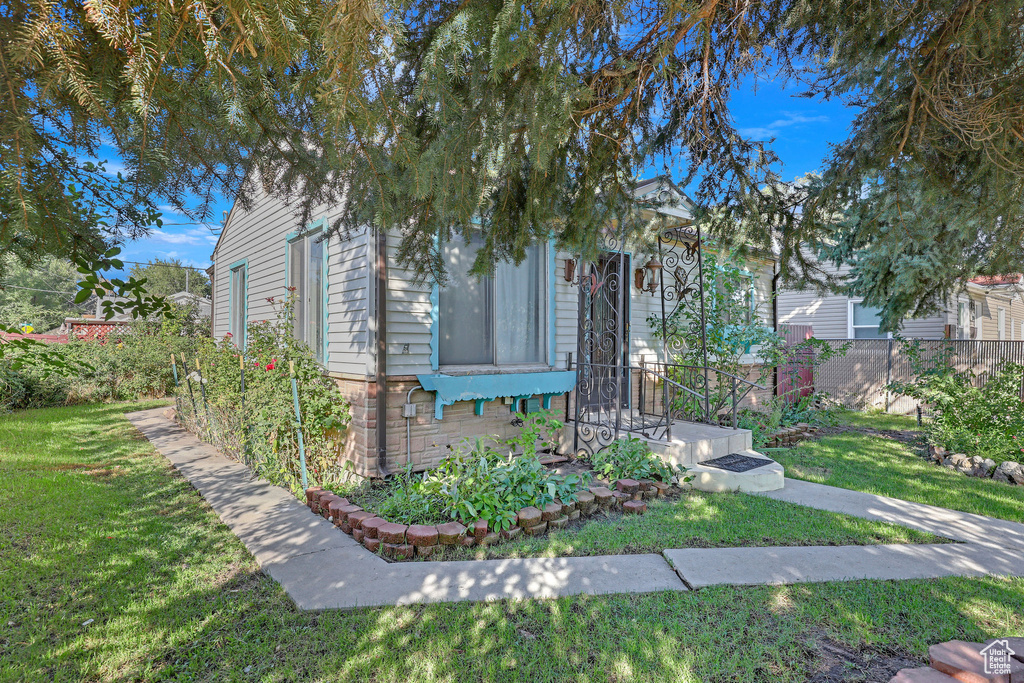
[367,432,591,532]
[890,355,1024,463]
[506,409,563,458]
[591,436,676,482]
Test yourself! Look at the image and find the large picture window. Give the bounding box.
[848,301,887,339]
[288,230,325,363]
[439,235,546,366]
[229,262,247,348]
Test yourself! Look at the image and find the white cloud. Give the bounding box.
[737,111,830,140]
[144,226,219,247]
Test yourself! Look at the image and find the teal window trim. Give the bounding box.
[417,370,576,420]
[430,239,555,370]
[228,258,248,349]
[285,219,330,366]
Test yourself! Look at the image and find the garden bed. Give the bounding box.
[305,475,666,561]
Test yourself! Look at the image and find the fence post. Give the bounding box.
[180,356,198,423]
[884,338,894,413]
[239,354,248,464]
[289,360,309,490]
[194,354,212,440]
[170,354,181,414]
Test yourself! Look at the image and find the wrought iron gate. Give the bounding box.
[568,223,717,456]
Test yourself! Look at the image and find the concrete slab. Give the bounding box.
[266,551,687,610]
[663,544,1024,588]
[128,409,362,566]
[758,478,1024,550]
[685,452,785,493]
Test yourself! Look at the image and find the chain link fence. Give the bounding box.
[813,340,1024,414]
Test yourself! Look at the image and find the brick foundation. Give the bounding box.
[331,375,568,478]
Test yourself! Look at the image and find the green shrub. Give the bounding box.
[890,349,1024,463]
[591,436,676,482]
[174,295,351,497]
[368,435,591,531]
[0,302,206,411]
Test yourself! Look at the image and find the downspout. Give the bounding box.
[375,229,391,477]
[772,261,780,399]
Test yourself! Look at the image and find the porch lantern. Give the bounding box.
[635,256,662,294]
[563,257,577,283]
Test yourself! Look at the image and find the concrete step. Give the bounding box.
[929,639,1024,683]
[890,667,961,683]
[984,638,1024,664]
[646,421,752,467]
[683,450,784,493]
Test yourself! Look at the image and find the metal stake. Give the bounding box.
[289,360,309,489]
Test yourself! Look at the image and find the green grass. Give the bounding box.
[836,408,922,432]
[773,411,1024,524]
[443,491,941,561]
[3,403,1024,682]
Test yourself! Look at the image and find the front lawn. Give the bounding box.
[3,403,1024,682]
[445,489,940,561]
[772,410,1024,523]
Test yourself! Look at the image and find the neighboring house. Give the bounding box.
[209,177,777,477]
[59,290,211,339]
[778,263,1024,340]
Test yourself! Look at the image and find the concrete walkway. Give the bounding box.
[759,478,1024,550]
[127,408,1024,608]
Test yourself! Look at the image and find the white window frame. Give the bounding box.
[228,261,247,349]
[847,299,891,339]
[438,240,550,369]
[286,226,328,365]
[998,307,1007,340]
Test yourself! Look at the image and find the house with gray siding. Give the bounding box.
[778,262,1024,341]
[209,178,778,477]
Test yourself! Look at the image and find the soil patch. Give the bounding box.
[805,631,921,682]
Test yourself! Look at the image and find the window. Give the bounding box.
[716,272,755,325]
[439,235,546,366]
[229,262,247,348]
[849,301,887,339]
[957,302,970,339]
[998,307,1007,340]
[288,230,326,363]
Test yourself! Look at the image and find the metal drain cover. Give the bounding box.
[699,453,773,473]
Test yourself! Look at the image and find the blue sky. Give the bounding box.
[108,75,855,272]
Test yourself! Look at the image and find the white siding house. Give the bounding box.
[210,179,777,476]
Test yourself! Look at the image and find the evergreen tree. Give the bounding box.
[2,0,1021,320]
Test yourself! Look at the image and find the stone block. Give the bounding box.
[347,511,373,530]
[517,506,543,527]
[612,491,631,506]
[339,521,352,534]
[500,526,522,541]
[637,479,655,491]
[540,502,562,521]
[522,521,548,536]
[575,491,596,514]
[616,479,641,494]
[352,529,365,543]
[364,537,381,553]
[305,486,324,506]
[336,504,362,524]
[590,486,614,507]
[361,517,386,539]
[480,532,500,546]
[653,481,671,496]
[558,499,577,515]
[382,543,415,560]
[472,519,489,542]
[407,524,439,547]
[930,639,1024,682]
[459,535,476,547]
[642,489,657,500]
[436,521,467,545]
[548,516,569,530]
[378,522,408,544]
[568,509,581,521]
[416,544,440,558]
[327,498,350,520]
[889,668,960,682]
[623,499,646,514]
